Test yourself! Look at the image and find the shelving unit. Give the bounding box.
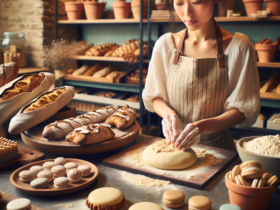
[76,56,150,63]
[58,19,148,24]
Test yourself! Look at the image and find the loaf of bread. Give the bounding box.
[105,71,123,80]
[0,62,19,87]
[42,105,118,140]
[72,65,89,76]
[66,123,115,145]
[8,86,75,134]
[75,43,93,55]
[104,44,119,57]
[96,92,116,98]
[260,74,280,93]
[111,40,140,57]
[85,43,118,56]
[83,64,107,76]
[0,72,55,126]
[105,104,137,129]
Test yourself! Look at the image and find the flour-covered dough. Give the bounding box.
[142,140,197,170]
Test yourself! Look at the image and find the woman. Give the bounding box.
[142,0,260,151]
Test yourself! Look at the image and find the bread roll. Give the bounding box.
[72,65,89,76]
[83,64,107,76]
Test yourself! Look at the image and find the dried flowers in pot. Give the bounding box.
[112,0,131,20]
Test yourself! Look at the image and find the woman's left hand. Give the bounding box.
[174,123,201,151]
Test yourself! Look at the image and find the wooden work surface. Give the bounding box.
[103,136,238,189]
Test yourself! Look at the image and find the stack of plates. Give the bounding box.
[150,10,181,22]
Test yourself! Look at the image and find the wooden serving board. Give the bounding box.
[103,135,238,189]
[21,121,139,155]
[0,145,45,172]
[0,191,46,210]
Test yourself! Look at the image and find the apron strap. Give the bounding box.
[173,29,188,65]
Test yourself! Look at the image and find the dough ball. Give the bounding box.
[142,140,197,170]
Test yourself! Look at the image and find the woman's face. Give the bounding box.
[173,0,217,31]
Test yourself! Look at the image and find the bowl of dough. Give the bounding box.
[236,135,280,180]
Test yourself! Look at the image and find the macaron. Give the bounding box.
[54,177,70,189]
[262,173,272,183]
[257,177,265,187]
[64,162,78,172]
[230,165,241,183]
[19,170,36,182]
[240,161,263,179]
[235,175,250,186]
[188,196,212,210]
[266,175,278,186]
[29,165,44,176]
[77,165,91,177]
[54,157,66,166]
[43,161,56,171]
[30,178,49,189]
[220,204,242,210]
[6,198,31,210]
[51,165,66,178]
[162,190,185,208]
[67,168,81,183]
[129,202,163,210]
[37,170,54,182]
[251,178,259,187]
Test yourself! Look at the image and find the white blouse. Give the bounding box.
[142,32,261,128]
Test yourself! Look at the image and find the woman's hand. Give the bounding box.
[162,114,180,144]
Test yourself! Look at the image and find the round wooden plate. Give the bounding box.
[10,158,98,196]
[21,121,140,155]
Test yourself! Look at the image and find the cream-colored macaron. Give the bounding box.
[43,161,56,171]
[54,177,70,189]
[64,162,78,172]
[19,170,36,182]
[77,165,91,177]
[30,178,49,189]
[51,165,66,178]
[129,202,163,210]
[54,157,66,166]
[67,168,81,183]
[29,165,44,176]
[6,198,31,210]
[37,170,54,182]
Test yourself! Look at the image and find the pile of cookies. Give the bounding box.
[228,161,279,187]
[18,157,92,189]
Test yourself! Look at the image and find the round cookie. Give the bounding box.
[230,165,241,183]
[29,165,44,176]
[220,204,242,210]
[43,161,56,171]
[86,187,125,210]
[240,161,263,179]
[19,170,36,182]
[64,162,78,172]
[54,177,70,189]
[262,173,272,183]
[188,196,212,210]
[6,198,31,210]
[30,178,49,189]
[266,175,278,186]
[78,165,91,177]
[142,140,197,169]
[129,202,163,210]
[162,190,185,208]
[67,168,81,183]
[37,170,54,182]
[54,157,66,166]
[51,165,66,178]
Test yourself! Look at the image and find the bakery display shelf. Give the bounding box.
[257,62,280,68]
[260,92,280,100]
[260,98,280,108]
[58,19,148,25]
[76,55,150,63]
[18,67,50,74]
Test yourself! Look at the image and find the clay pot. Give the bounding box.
[219,0,236,17]
[225,172,278,210]
[265,0,280,16]
[65,2,83,20]
[255,43,278,62]
[84,2,107,20]
[242,0,263,17]
[131,0,155,19]
[156,3,166,10]
[112,2,131,20]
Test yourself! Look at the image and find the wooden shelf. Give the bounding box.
[76,56,150,63]
[58,19,148,24]
[18,67,49,74]
[257,62,280,68]
[260,92,280,100]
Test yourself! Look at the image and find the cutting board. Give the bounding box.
[103,136,238,189]
[0,191,46,210]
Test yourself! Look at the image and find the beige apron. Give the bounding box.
[167,23,235,150]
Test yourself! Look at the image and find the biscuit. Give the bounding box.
[162,190,185,208]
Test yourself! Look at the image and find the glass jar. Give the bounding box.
[2,32,26,67]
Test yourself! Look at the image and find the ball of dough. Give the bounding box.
[142,140,197,170]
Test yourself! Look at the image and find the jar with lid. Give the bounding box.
[2,32,26,67]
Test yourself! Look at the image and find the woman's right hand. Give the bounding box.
[162,114,180,144]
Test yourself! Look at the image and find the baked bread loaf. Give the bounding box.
[105,104,137,129]
[104,44,119,57]
[0,72,55,126]
[8,86,75,134]
[92,66,119,78]
[66,123,115,145]
[72,65,89,76]
[0,62,19,87]
[260,74,280,93]
[111,40,140,57]
[75,43,93,55]
[42,105,118,140]
[83,64,107,76]
[85,43,118,56]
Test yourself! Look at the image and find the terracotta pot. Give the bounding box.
[219,0,236,17]
[242,0,263,17]
[112,2,131,20]
[265,0,280,16]
[156,3,166,10]
[225,172,278,210]
[64,2,83,20]
[255,43,278,62]
[84,2,107,20]
[131,0,155,19]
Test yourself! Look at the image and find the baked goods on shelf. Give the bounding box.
[92,66,119,78]
[126,69,147,85]
[42,105,118,140]
[111,39,140,57]
[268,114,280,123]
[260,73,280,93]
[105,104,137,129]
[0,137,18,164]
[75,43,93,55]
[0,62,19,87]
[83,64,107,76]
[72,65,89,76]
[66,123,115,145]
[85,43,118,56]
[125,95,140,102]
[96,92,116,98]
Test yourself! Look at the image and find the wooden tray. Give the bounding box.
[0,191,46,210]
[10,158,98,196]
[0,145,45,172]
[21,121,140,155]
[103,136,238,189]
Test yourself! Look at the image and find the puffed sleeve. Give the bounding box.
[142,35,172,112]
[224,34,261,128]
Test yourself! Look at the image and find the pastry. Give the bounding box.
[19,170,36,182]
[86,187,125,210]
[66,123,115,145]
[72,65,89,76]
[6,198,31,210]
[219,204,242,210]
[129,202,163,210]
[29,165,44,176]
[162,190,185,208]
[51,165,66,177]
[9,86,75,134]
[64,162,78,172]
[188,196,212,210]
[240,161,263,179]
[83,64,107,76]
[43,105,118,141]
[43,161,56,171]
[37,170,54,182]
[30,178,49,189]
[78,165,91,177]
[0,138,18,164]
[265,175,278,186]
[105,104,137,129]
[54,157,66,165]
[67,168,81,183]
[230,165,241,183]
[54,177,70,189]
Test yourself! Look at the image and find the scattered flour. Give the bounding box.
[54,203,73,208]
[151,140,178,153]
[242,135,280,158]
